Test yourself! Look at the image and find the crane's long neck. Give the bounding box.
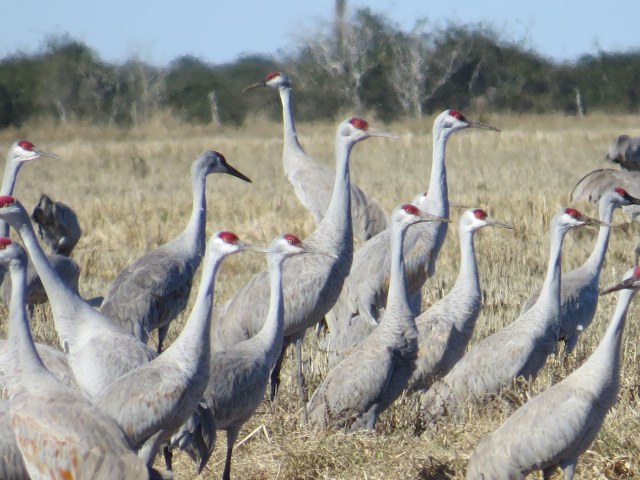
[6,255,46,378]
[314,136,353,252]
[426,128,450,219]
[584,200,614,274]
[185,166,208,256]
[580,288,636,394]
[253,253,285,367]
[279,87,302,152]
[14,213,85,344]
[451,226,480,330]
[0,159,21,237]
[383,222,412,323]
[535,222,565,334]
[163,246,224,363]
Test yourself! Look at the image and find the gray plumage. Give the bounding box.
[307,205,447,430]
[214,117,395,404]
[604,134,640,170]
[418,208,605,425]
[0,196,156,400]
[407,208,513,392]
[94,231,250,467]
[31,193,82,256]
[0,400,28,480]
[570,168,640,204]
[100,150,251,353]
[521,188,640,353]
[244,72,387,242]
[466,266,640,480]
[324,110,500,361]
[0,141,80,308]
[0,237,156,480]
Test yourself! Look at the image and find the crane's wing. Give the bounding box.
[570,169,640,203]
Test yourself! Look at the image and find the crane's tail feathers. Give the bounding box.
[169,402,217,473]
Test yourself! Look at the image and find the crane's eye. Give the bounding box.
[18,140,34,151]
[449,110,466,122]
[219,231,239,244]
[283,233,301,245]
[349,117,369,131]
[0,196,15,207]
[564,208,581,218]
[473,209,487,220]
[401,204,419,215]
[0,238,11,250]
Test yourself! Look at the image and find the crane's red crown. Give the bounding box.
[17,140,34,151]
[449,110,467,122]
[564,208,581,218]
[0,237,11,249]
[0,195,15,208]
[349,117,369,131]
[633,266,640,279]
[401,204,420,216]
[614,187,627,195]
[219,231,239,244]
[266,72,281,81]
[283,233,301,246]
[473,209,487,220]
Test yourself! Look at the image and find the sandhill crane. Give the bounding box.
[0,237,158,479]
[176,233,327,479]
[307,205,449,431]
[0,399,28,479]
[100,150,251,353]
[604,134,640,170]
[93,231,255,467]
[31,193,82,256]
[0,195,156,400]
[243,72,387,241]
[521,187,640,353]
[214,117,396,412]
[418,208,607,427]
[407,208,513,392]
[466,265,640,480]
[0,141,80,307]
[324,110,499,358]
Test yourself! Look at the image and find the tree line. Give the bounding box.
[1,8,640,129]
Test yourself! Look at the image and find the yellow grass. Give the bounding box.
[1,111,639,479]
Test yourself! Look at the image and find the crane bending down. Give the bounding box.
[0,140,80,307]
[418,208,607,427]
[0,196,156,400]
[308,205,449,431]
[94,231,256,467]
[31,193,82,257]
[0,237,160,480]
[176,234,328,479]
[100,150,251,353]
[604,134,640,170]
[466,265,640,480]
[243,72,387,242]
[521,187,640,354]
[324,110,500,360]
[407,208,513,392]
[214,118,397,413]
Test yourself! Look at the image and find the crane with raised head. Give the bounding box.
[418,208,607,427]
[93,231,256,468]
[177,233,328,479]
[324,110,500,359]
[100,150,251,353]
[0,237,160,479]
[0,195,156,400]
[307,204,449,431]
[214,117,396,414]
[521,187,640,353]
[243,71,387,242]
[466,265,640,480]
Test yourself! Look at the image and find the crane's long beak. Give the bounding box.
[368,129,400,140]
[469,120,500,132]
[239,242,268,254]
[624,192,640,205]
[419,212,450,224]
[486,218,513,230]
[600,277,640,295]
[580,215,612,228]
[35,147,59,159]
[242,81,266,92]
[224,163,252,183]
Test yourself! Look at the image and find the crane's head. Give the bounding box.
[8,140,59,164]
[0,195,27,228]
[269,233,337,259]
[600,265,640,295]
[604,134,631,162]
[605,187,640,207]
[337,117,398,145]
[463,208,513,232]
[0,236,26,269]
[208,231,263,257]
[195,150,252,183]
[434,110,500,138]
[242,71,291,92]
[391,203,450,230]
[556,207,609,232]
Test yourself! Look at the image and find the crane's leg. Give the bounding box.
[162,445,173,471]
[138,430,165,467]
[222,426,240,480]
[563,332,581,356]
[269,337,291,401]
[293,331,309,424]
[559,458,577,480]
[157,324,170,354]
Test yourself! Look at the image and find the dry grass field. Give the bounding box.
[1,111,639,479]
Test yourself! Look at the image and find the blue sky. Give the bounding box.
[3,1,640,66]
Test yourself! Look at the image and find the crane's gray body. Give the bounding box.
[467,268,637,480]
[604,134,640,170]
[0,400,28,480]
